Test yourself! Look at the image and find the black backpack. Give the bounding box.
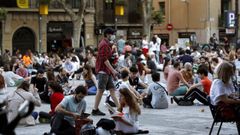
[80,123,96,135]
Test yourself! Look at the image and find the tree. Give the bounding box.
[141,0,164,40]
[141,0,152,40]
[53,0,87,49]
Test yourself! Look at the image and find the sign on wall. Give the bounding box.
[225,11,235,28]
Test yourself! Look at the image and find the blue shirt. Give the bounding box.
[60,95,86,126]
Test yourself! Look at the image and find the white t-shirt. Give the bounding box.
[112,79,130,101]
[156,37,161,51]
[0,87,7,104]
[210,79,235,105]
[2,71,23,87]
[115,106,139,133]
[235,59,240,77]
[142,39,148,49]
[147,82,168,109]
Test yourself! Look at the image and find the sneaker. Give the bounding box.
[172,96,180,104]
[39,117,50,123]
[91,109,106,116]
[137,129,149,134]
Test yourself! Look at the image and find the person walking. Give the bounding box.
[92,27,120,116]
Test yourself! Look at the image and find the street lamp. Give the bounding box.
[181,0,189,32]
[39,0,49,53]
[114,0,125,32]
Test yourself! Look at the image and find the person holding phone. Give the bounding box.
[49,85,90,135]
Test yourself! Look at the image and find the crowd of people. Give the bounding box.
[0,27,240,134]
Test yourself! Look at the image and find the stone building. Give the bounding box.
[95,0,143,44]
[0,0,95,54]
[152,0,237,46]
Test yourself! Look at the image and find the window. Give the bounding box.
[105,0,114,9]
[0,0,18,7]
[159,2,165,16]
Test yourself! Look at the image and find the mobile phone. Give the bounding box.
[80,113,90,118]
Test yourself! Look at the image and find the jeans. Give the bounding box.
[170,85,188,96]
[50,113,75,135]
[155,51,160,64]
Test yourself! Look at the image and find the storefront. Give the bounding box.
[178,32,196,48]
[47,22,73,52]
[157,33,169,47]
[127,28,142,47]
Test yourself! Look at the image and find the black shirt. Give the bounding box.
[31,76,47,93]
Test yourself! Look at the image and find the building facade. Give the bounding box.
[95,0,143,44]
[152,0,236,46]
[0,0,95,54]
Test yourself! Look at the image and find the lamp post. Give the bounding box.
[39,0,49,53]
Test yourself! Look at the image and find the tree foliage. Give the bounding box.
[152,10,164,24]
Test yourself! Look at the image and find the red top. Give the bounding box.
[49,92,64,115]
[201,77,212,95]
[95,38,112,75]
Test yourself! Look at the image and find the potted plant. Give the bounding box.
[0,8,7,20]
[40,0,51,5]
[116,0,125,5]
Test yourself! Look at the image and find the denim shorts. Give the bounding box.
[97,73,115,91]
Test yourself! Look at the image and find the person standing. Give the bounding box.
[209,33,218,50]
[92,27,120,116]
[117,35,126,54]
[155,35,161,64]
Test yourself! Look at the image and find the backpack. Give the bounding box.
[80,123,96,135]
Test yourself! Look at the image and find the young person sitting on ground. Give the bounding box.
[6,81,41,126]
[49,85,91,135]
[113,88,149,134]
[38,82,64,123]
[83,64,97,95]
[167,61,190,96]
[173,67,212,105]
[128,66,148,96]
[143,72,168,109]
[106,69,142,107]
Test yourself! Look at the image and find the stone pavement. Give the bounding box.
[7,74,238,135]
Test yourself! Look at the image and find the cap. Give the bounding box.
[104,27,116,35]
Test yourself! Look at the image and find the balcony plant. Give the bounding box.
[116,0,125,5]
[0,8,7,20]
[40,0,51,5]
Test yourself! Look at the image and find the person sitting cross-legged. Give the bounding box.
[49,85,91,135]
[143,72,168,109]
[173,67,212,105]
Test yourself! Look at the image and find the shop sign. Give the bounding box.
[225,28,235,34]
[48,27,63,33]
[128,29,142,39]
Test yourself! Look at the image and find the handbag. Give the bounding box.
[217,102,236,121]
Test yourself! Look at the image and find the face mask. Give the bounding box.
[110,35,116,41]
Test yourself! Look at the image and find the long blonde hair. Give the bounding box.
[216,62,234,84]
[119,88,141,115]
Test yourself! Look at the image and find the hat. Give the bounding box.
[104,27,116,35]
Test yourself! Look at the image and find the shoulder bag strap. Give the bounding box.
[155,82,168,95]
[15,91,26,101]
